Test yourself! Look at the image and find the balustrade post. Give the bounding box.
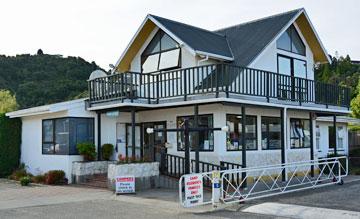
[156,74,160,104]
[147,74,151,104]
[266,72,270,102]
[299,79,302,106]
[215,64,219,98]
[184,69,187,101]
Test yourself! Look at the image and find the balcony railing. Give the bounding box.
[88,64,351,108]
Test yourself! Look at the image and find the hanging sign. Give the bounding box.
[184,174,203,207]
[115,176,135,194]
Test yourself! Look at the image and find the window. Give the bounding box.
[328,126,336,149]
[261,117,281,150]
[42,118,94,155]
[177,115,213,151]
[141,30,180,73]
[226,115,257,151]
[316,125,320,150]
[277,24,306,56]
[329,126,345,150]
[277,55,307,78]
[290,119,310,148]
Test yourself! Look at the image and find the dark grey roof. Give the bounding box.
[150,8,302,66]
[150,14,233,59]
[216,9,302,66]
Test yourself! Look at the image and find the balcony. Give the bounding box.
[88,64,351,109]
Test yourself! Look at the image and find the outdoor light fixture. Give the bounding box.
[146,127,154,134]
[221,125,229,132]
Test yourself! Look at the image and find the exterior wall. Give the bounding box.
[316,121,348,158]
[100,104,317,169]
[250,22,315,80]
[20,101,96,183]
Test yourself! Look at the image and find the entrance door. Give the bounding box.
[125,124,142,159]
[143,122,167,162]
[277,55,307,101]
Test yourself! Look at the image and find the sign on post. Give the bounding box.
[212,171,221,204]
[115,176,135,194]
[184,174,203,207]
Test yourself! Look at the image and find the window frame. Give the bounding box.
[277,54,307,78]
[42,117,95,155]
[176,114,214,152]
[290,118,311,149]
[261,116,282,150]
[276,24,306,56]
[226,114,258,151]
[141,30,181,73]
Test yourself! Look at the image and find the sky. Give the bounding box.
[1,0,359,70]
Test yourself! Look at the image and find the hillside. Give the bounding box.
[0,50,102,109]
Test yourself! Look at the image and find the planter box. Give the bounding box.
[107,162,160,191]
[72,161,116,184]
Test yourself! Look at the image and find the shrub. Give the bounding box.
[45,170,66,185]
[0,114,21,177]
[76,142,97,161]
[32,174,46,184]
[20,176,31,186]
[102,144,114,160]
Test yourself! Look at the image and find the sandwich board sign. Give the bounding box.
[115,176,135,194]
[184,174,203,207]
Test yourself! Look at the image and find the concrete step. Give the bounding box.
[78,174,108,189]
[158,174,179,189]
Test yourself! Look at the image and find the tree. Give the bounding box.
[37,49,43,55]
[351,81,360,118]
[0,90,17,113]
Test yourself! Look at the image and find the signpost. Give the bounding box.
[184,174,203,207]
[115,176,135,194]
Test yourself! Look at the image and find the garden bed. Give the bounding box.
[107,162,159,191]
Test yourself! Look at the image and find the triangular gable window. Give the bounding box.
[141,30,180,73]
[277,25,306,56]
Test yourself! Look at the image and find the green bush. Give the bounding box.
[101,144,114,161]
[45,170,66,185]
[20,176,31,186]
[76,142,97,161]
[9,169,28,181]
[0,114,21,177]
[32,174,46,184]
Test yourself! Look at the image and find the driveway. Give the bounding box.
[0,177,359,219]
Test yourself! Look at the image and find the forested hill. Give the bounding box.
[315,55,360,98]
[0,50,103,109]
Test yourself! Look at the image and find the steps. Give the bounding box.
[78,174,108,189]
[158,175,179,189]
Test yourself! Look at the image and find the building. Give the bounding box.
[6,8,351,182]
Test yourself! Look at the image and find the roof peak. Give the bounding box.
[215,8,304,32]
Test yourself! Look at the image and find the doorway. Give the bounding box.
[143,121,167,162]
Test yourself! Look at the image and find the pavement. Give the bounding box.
[0,176,359,219]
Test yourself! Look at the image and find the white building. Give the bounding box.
[6,8,352,182]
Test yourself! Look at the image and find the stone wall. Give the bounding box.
[72,161,116,184]
[107,162,160,191]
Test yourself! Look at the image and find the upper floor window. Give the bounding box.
[42,117,94,155]
[141,30,181,73]
[277,25,306,56]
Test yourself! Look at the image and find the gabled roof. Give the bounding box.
[149,15,233,60]
[115,8,330,72]
[215,9,302,66]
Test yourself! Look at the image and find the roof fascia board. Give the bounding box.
[196,50,234,61]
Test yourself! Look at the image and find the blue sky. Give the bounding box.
[1,0,359,69]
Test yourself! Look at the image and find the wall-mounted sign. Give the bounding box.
[115,176,135,194]
[106,110,119,117]
[184,174,203,207]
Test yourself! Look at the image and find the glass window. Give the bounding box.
[141,30,180,73]
[337,126,344,149]
[42,118,94,155]
[261,117,281,150]
[328,126,336,149]
[226,115,257,151]
[293,59,307,78]
[177,115,214,151]
[290,119,310,148]
[278,56,292,76]
[277,25,306,56]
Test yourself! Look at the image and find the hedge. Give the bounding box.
[0,113,21,177]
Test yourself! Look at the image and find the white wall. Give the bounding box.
[20,101,96,183]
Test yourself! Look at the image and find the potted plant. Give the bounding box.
[101,143,114,160]
[76,142,97,161]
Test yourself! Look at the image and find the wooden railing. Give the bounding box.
[88,64,351,108]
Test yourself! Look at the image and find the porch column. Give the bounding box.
[194,104,199,173]
[241,106,247,187]
[184,119,190,174]
[309,112,314,177]
[280,108,286,181]
[333,115,337,156]
[97,112,101,160]
[131,109,136,159]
